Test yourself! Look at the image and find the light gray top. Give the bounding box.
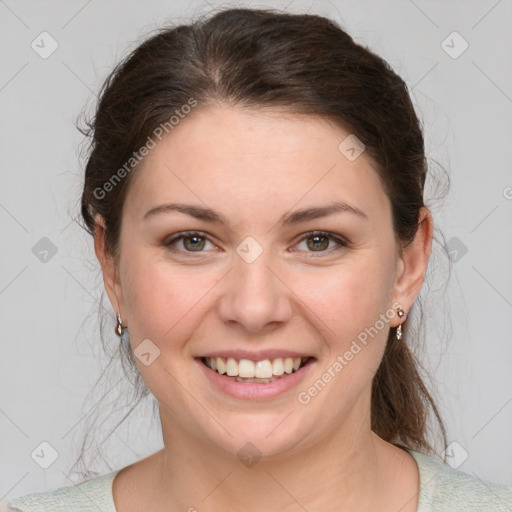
[3,450,512,511]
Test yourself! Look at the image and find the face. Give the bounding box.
[97,105,431,460]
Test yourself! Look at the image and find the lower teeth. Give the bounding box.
[233,376,281,383]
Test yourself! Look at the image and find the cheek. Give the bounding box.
[294,253,394,404]
[120,251,205,344]
[120,254,211,394]
[296,268,392,416]
[297,256,394,347]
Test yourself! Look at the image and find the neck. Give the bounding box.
[153,409,391,511]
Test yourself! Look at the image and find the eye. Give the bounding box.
[164,231,216,253]
[293,231,348,255]
[163,230,348,255]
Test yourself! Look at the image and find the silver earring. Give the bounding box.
[396,308,406,340]
[115,312,125,337]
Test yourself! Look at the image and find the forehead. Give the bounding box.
[124,105,390,227]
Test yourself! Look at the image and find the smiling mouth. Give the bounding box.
[199,356,314,383]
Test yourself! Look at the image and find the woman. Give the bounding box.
[5,7,512,512]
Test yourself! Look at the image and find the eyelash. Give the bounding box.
[164,230,349,256]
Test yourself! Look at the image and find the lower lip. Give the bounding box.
[195,358,315,400]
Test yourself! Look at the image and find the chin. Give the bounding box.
[199,411,317,463]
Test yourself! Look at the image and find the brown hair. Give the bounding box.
[77,7,448,475]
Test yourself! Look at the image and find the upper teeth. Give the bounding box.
[205,357,306,378]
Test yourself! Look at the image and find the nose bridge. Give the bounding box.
[217,240,292,332]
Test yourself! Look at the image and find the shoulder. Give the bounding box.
[3,470,121,512]
[408,449,512,512]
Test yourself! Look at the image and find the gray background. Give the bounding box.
[1,0,511,500]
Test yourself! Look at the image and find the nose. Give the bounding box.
[216,248,293,334]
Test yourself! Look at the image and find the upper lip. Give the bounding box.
[197,350,315,360]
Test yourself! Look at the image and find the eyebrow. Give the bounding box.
[142,201,368,226]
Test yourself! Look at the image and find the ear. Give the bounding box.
[93,215,126,320]
[391,207,433,324]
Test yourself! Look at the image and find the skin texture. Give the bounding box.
[95,105,432,511]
